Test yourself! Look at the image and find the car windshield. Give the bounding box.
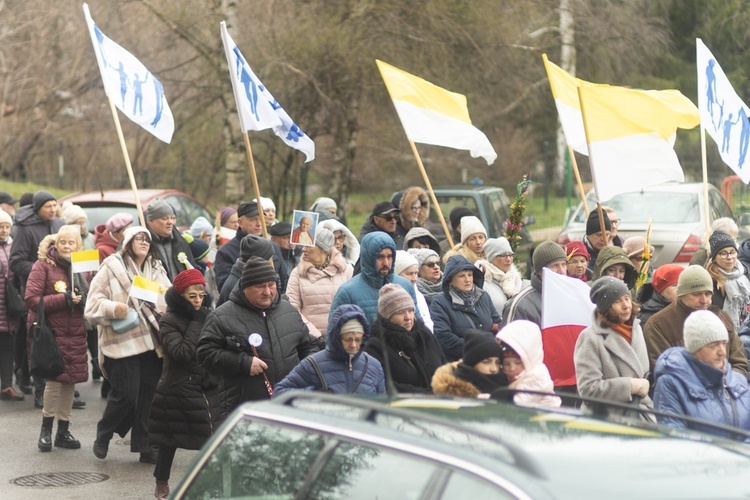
[575,192,700,224]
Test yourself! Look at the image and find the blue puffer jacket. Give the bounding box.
[430,255,501,361]
[654,347,750,439]
[330,232,418,325]
[275,305,385,395]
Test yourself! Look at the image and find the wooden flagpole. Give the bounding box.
[576,86,609,243]
[700,123,711,235]
[242,132,268,239]
[568,145,589,215]
[409,140,454,248]
[107,96,146,227]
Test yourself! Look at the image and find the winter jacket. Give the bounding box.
[94,224,120,262]
[574,314,654,415]
[148,288,220,450]
[476,259,524,315]
[500,273,542,327]
[196,285,319,423]
[583,236,600,273]
[330,232,418,325]
[644,300,748,376]
[8,205,63,287]
[738,238,750,276]
[592,246,637,289]
[431,361,508,398]
[415,289,434,332]
[319,219,360,266]
[214,229,288,294]
[81,231,95,251]
[393,187,430,243]
[286,250,353,338]
[25,239,89,384]
[496,320,561,408]
[366,315,446,393]
[275,305,385,395]
[148,226,197,281]
[430,255,501,361]
[359,219,404,249]
[638,290,671,327]
[654,347,750,439]
[402,227,441,255]
[217,249,289,307]
[0,238,19,332]
[84,252,170,365]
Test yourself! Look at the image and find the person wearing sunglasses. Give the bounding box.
[409,248,442,306]
[706,231,750,332]
[359,201,404,248]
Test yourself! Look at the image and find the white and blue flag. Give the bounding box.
[83,3,174,143]
[697,38,750,183]
[220,21,315,162]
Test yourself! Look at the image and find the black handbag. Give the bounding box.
[0,258,26,317]
[29,297,65,379]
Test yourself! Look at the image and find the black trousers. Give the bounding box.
[154,446,176,481]
[13,319,29,384]
[97,350,162,452]
[0,331,14,390]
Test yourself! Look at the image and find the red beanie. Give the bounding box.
[652,264,684,294]
[173,269,206,294]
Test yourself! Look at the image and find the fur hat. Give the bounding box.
[652,264,684,294]
[394,250,419,276]
[378,283,414,319]
[121,226,150,249]
[590,276,629,313]
[241,256,278,290]
[532,240,567,272]
[190,217,213,238]
[237,201,259,219]
[449,207,474,231]
[315,226,335,254]
[61,203,87,224]
[463,329,503,367]
[460,216,487,244]
[32,190,56,213]
[105,213,133,233]
[483,237,513,261]
[0,209,13,227]
[172,269,206,294]
[240,234,274,261]
[676,265,713,297]
[683,310,728,354]
[586,210,612,236]
[709,230,737,260]
[565,241,590,261]
[408,248,439,268]
[145,198,175,221]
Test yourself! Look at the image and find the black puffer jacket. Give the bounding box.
[197,286,320,423]
[366,316,446,393]
[149,288,220,450]
[9,205,63,287]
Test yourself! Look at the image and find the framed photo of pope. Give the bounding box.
[290,210,318,247]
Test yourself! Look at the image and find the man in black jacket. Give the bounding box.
[145,198,196,281]
[197,257,319,423]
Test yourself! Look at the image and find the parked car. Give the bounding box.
[171,392,750,499]
[556,182,749,267]
[59,189,211,233]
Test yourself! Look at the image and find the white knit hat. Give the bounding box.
[460,216,487,244]
[394,250,419,276]
[683,310,728,353]
[61,202,87,224]
[0,209,12,226]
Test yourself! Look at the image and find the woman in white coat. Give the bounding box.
[476,237,524,314]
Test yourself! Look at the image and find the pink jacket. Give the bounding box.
[286,250,352,338]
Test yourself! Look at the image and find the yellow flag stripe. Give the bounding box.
[71,249,100,262]
[132,275,160,293]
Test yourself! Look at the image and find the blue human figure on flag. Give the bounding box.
[94,25,108,69]
[286,124,304,142]
[722,112,740,153]
[132,72,149,116]
[151,77,165,127]
[113,62,130,108]
[738,107,750,168]
[706,59,718,128]
[232,46,260,121]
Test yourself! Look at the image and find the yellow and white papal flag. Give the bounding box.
[71,250,100,273]
[129,276,161,304]
[376,60,497,165]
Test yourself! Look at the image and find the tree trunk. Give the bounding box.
[331,93,360,226]
[221,0,246,205]
[556,0,575,189]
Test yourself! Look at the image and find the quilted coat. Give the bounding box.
[0,237,19,333]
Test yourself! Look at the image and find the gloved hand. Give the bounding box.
[114,303,130,320]
[630,378,649,398]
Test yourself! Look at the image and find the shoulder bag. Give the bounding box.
[29,296,65,379]
[0,257,27,317]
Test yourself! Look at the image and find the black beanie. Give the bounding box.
[32,190,56,213]
[709,230,737,260]
[462,330,503,367]
[240,234,274,261]
[449,207,475,230]
[585,210,612,236]
[241,256,278,290]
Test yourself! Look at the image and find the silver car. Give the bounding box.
[556,182,746,267]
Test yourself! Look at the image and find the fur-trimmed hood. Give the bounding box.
[395,186,430,230]
[37,234,61,266]
[431,362,481,398]
[592,246,637,289]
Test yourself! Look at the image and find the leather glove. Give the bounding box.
[630,378,649,398]
[114,303,130,320]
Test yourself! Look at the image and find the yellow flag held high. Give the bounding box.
[71,250,100,273]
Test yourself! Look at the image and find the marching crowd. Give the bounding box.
[1,186,750,498]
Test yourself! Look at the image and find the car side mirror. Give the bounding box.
[738,213,750,227]
[524,215,535,227]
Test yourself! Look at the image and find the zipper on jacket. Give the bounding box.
[348,356,353,372]
[202,392,213,434]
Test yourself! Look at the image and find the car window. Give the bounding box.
[164,195,211,229]
[486,190,508,237]
[440,470,515,499]
[309,441,437,499]
[575,191,700,224]
[182,418,326,499]
[79,206,141,232]
[426,195,480,239]
[708,188,734,220]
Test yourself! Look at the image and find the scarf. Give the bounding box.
[477,260,522,298]
[313,255,331,272]
[610,323,632,345]
[451,286,477,309]
[718,265,750,331]
[417,277,442,304]
[454,362,508,394]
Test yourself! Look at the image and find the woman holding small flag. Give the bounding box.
[25,225,91,452]
[85,226,170,464]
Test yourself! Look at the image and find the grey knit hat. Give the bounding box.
[532,240,567,272]
[378,283,414,319]
[241,256,278,290]
[590,276,629,313]
[676,265,713,297]
[315,226,335,254]
[683,310,728,353]
[484,237,513,261]
[240,234,274,261]
[32,190,56,213]
[145,198,175,221]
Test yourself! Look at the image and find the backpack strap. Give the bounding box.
[349,354,369,394]
[307,356,328,392]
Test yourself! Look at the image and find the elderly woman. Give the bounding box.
[0,210,23,401]
[319,219,359,267]
[292,216,314,245]
[409,248,442,305]
[430,255,501,361]
[85,226,171,464]
[442,216,487,265]
[26,225,90,451]
[366,284,445,393]
[706,230,750,332]
[394,250,433,332]
[275,304,385,395]
[565,241,592,282]
[654,310,750,439]
[286,227,352,338]
[574,277,654,417]
[476,237,523,314]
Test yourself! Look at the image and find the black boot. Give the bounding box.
[92,359,102,381]
[38,416,54,452]
[54,420,81,449]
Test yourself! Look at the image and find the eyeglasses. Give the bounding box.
[187,293,207,300]
[410,204,422,211]
[335,235,347,243]
[496,253,514,259]
[610,219,621,227]
[422,261,440,268]
[718,250,738,259]
[377,214,398,221]
[133,236,150,244]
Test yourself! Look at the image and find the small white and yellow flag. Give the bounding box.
[129,275,160,304]
[376,60,497,165]
[71,250,100,273]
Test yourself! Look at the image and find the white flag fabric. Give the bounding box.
[541,269,595,329]
[696,38,750,183]
[220,22,315,162]
[82,3,174,143]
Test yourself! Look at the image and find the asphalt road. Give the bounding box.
[0,376,198,499]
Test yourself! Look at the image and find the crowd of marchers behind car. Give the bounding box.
[1,182,750,499]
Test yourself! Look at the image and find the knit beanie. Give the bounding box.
[378,283,414,319]
[565,241,590,261]
[240,234,274,261]
[241,256,278,290]
[105,213,133,233]
[483,237,513,261]
[19,192,33,207]
[652,264,684,294]
[462,329,503,367]
[189,238,210,261]
[61,203,87,224]
[460,216,487,244]
[0,209,13,227]
[532,240,567,272]
[218,207,237,226]
[676,265,713,297]
[394,250,419,276]
[32,190,56,213]
[709,230,737,260]
[315,226,335,254]
[145,198,175,221]
[408,248,439,268]
[683,310,728,354]
[122,226,150,249]
[585,210,612,236]
[341,319,365,335]
[310,197,337,213]
[590,276,629,313]
[237,201,259,218]
[449,207,474,231]
[172,269,206,294]
[190,217,214,238]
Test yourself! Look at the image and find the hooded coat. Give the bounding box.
[403,227,441,255]
[148,288,220,450]
[431,361,508,398]
[393,187,430,241]
[274,305,385,395]
[0,236,19,333]
[592,246,638,289]
[638,290,671,327]
[501,273,542,327]
[94,224,120,262]
[329,232,418,326]
[8,205,64,286]
[319,219,360,266]
[654,347,750,438]
[496,320,561,407]
[430,255,501,361]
